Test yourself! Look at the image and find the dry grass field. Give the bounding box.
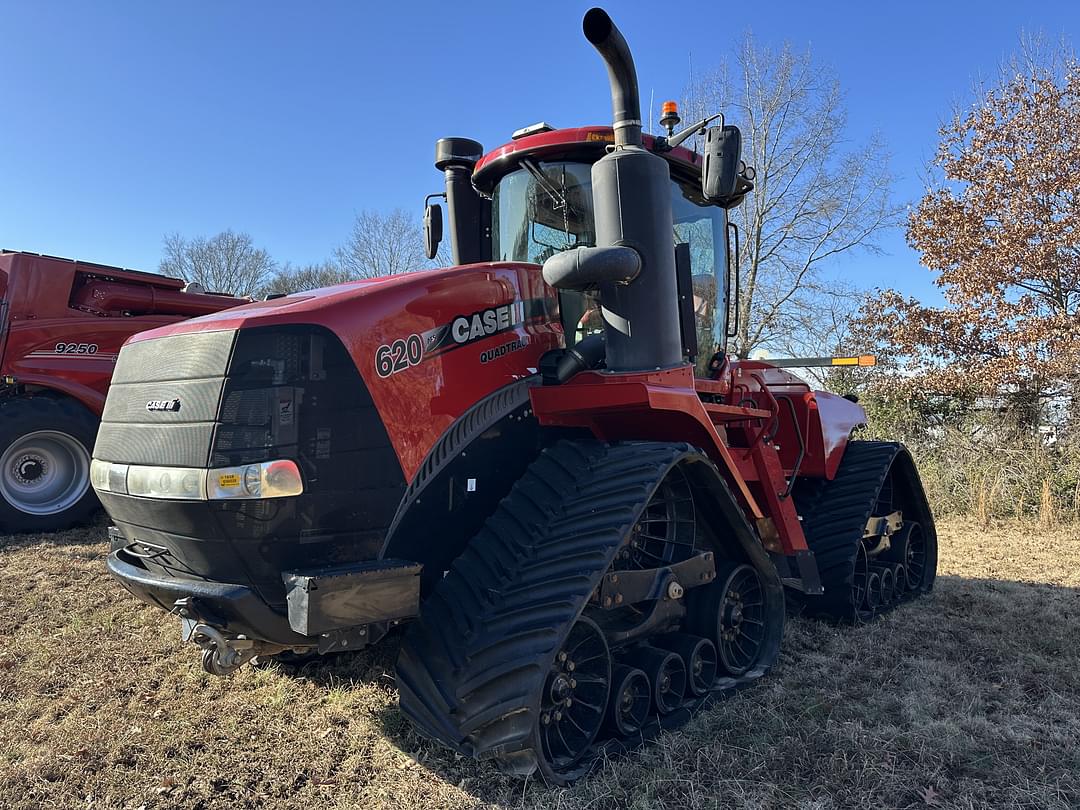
[1,518,1078,810]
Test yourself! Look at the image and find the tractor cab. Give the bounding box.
[425,120,752,373]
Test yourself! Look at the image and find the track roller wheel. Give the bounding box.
[865,571,882,612]
[606,666,651,736]
[872,564,896,605]
[627,647,686,714]
[654,634,717,696]
[892,563,908,595]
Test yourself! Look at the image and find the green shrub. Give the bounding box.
[859,393,1080,523]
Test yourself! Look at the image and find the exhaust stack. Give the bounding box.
[582,8,642,148]
[547,8,683,372]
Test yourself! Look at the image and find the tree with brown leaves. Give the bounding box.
[860,43,1080,405]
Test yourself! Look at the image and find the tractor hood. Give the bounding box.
[106,261,561,483]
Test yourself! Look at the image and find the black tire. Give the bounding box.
[395,439,786,785]
[792,441,936,621]
[0,396,99,532]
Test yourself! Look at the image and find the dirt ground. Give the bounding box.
[1,518,1078,810]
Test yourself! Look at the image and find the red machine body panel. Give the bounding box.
[123,262,563,481]
[0,251,241,414]
[473,126,704,190]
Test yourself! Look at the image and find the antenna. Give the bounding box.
[648,88,654,135]
[688,50,698,151]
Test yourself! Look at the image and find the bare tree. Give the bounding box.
[160,230,275,297]
[334,208,445,279]
[260,261,353,296]
[684,34,900,358]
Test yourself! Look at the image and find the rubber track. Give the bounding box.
[395,440,693,774]
[793,440,904,619]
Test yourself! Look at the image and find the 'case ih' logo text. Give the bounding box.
[146,398,181,412]
[450,301,526,345]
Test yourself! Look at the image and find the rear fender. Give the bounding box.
[806,390,866,480]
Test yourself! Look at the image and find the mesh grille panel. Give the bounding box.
[95,422,215,467]
[111,330,235,384]
[102,377,226,424]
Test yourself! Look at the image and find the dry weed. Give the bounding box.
[1,519,1078,809]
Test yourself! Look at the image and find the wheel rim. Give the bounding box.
[865,571,882,610]
[0,430,90,515]
[624,466,696,568]
[879,567,895,603]
[607,666,650,735]
[685,638,717,696]
[652,652,686,713]
[716,564,766,676]
[904,524,927,589]
[851,541,870,612]
[893,563,908,595]
[539,616,612,771]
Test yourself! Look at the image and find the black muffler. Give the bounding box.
[543,8,684,373]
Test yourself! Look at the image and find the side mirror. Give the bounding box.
[702,125,743,201]
[424,201,443,260]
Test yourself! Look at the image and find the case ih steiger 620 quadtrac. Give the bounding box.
[93,9,936,784]
[0,251,239,533]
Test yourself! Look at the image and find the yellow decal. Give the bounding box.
[218,473,241,488]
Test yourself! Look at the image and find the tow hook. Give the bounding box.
[193,624,258,676]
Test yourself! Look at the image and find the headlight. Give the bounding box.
[207,460,304,500]
[127,464,207,500]
[90,459,303,500]
[90,459,129,493]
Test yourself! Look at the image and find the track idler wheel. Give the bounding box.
[689,562,768,676]
[627,647,686,714]
[654,634,717,696]
[891,522,930,591]
[539,616,612,772]
[606,666,651,736]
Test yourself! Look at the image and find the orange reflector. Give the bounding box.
[828,355,877,367]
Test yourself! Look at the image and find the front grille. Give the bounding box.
[97,330,235,466]
[110,330,236,384]
[96,323,409,607]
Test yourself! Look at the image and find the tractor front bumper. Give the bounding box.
[107,526,423,653]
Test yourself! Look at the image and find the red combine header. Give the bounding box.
[91,8,936,784]
[0,251,240,531]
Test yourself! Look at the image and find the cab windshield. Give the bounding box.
[491,159,728,368]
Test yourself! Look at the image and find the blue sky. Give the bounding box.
[1,0,1077,304]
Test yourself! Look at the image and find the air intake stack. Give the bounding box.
[543,8,684,372]
[435,137,491,265]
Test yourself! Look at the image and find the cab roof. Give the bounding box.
[473,126,704,194]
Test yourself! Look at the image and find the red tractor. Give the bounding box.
[93,9,935,784]
[0,251,239,532]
